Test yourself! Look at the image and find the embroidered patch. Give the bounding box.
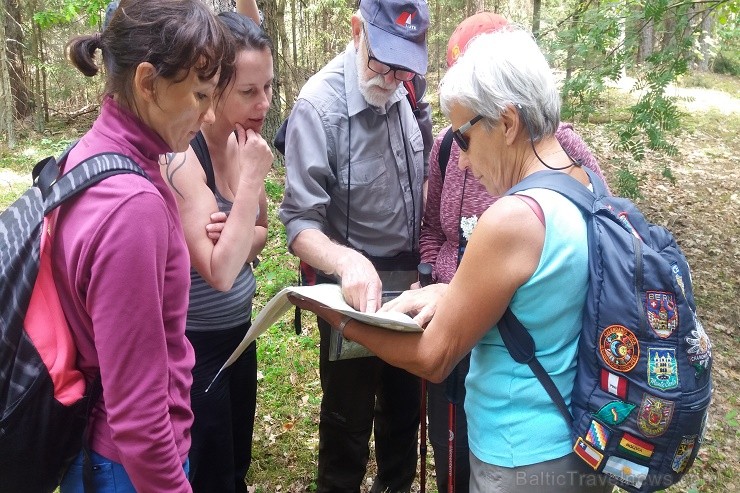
[648,347,679,390]
[672,435,697,473]
[638,393,675,437]
[574,437,604,470]
[599,325,639,372]
[671,262,686,298]
[600,368,628,399]
[595,400,636,426]
[686,316,712,376]
[586,420,611,451]
[646,291,678,338]
[617,211,642,240]
[619,432,655,460]
[602,456,649,488]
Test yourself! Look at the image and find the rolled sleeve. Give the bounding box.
[278,99,334,249]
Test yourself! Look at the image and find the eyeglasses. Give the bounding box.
[452,114,484,152]
[363,28,416,82]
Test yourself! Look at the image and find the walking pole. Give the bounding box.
[445,364,461,493]
[417,263,433,493]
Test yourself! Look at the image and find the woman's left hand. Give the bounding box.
[379,283,448,327]
[205,211,228,243]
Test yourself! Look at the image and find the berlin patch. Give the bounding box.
[599,325,639,372]
[638,393,675,437]
[648,347,679,391]
[646,291,678,338]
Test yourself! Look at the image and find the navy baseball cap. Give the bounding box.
[359,0,430,75]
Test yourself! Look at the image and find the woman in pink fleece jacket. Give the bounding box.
[53,1,234,492]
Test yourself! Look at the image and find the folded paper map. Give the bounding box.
[207,284,422,391]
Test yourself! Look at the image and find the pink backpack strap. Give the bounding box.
[515,194,545,225]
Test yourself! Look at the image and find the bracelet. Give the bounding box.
[336,316,352,341]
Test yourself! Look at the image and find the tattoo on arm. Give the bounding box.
[163,152,187,198]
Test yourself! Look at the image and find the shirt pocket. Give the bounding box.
[339,154,393,215]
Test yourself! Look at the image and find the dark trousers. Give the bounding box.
[427,353,471,493]
[187,322,257,493]
[317,316,421,493]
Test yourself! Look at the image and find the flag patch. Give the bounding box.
[586,420,610,451]
[619,432,655,460]
[574,437,603,470]
[600,369,628,399]
[603,456,649,488]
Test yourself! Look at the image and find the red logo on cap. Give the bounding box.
[396,11,417,29]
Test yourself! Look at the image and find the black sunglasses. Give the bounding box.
[452,114,484,152]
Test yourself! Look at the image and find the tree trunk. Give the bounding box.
[532,0,541,38]
[0,2,16,147]
[32,18,42,131]
[697,10,713,72]
[261,0,284,160]
[565,9,581,83]
[637,18,654,63]
[5,0,31,118]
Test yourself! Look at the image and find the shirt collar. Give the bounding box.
[344,42,405,118]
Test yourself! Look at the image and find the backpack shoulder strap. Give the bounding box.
[190,131,216,193]
[403,79,418,114]
[438,127,454,182]
[505,167,603,213]
[273,117,289,157]
[497,168,605,431]
[44,153,148,213]
[497,308,574,428]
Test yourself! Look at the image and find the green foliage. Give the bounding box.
[713,6,740,75]
[613,163,643,199]
[34,0,110,29]
[543,0,722,174]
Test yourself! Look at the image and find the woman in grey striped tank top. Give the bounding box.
[161,9,274,493]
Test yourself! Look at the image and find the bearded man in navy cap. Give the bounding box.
[279,0,432,491]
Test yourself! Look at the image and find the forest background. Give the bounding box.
[0,0,738,492]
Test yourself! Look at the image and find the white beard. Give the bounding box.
[355,38,399,107]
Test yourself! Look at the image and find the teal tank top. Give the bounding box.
[465,188,588,467]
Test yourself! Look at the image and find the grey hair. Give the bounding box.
[439,27,560,142]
